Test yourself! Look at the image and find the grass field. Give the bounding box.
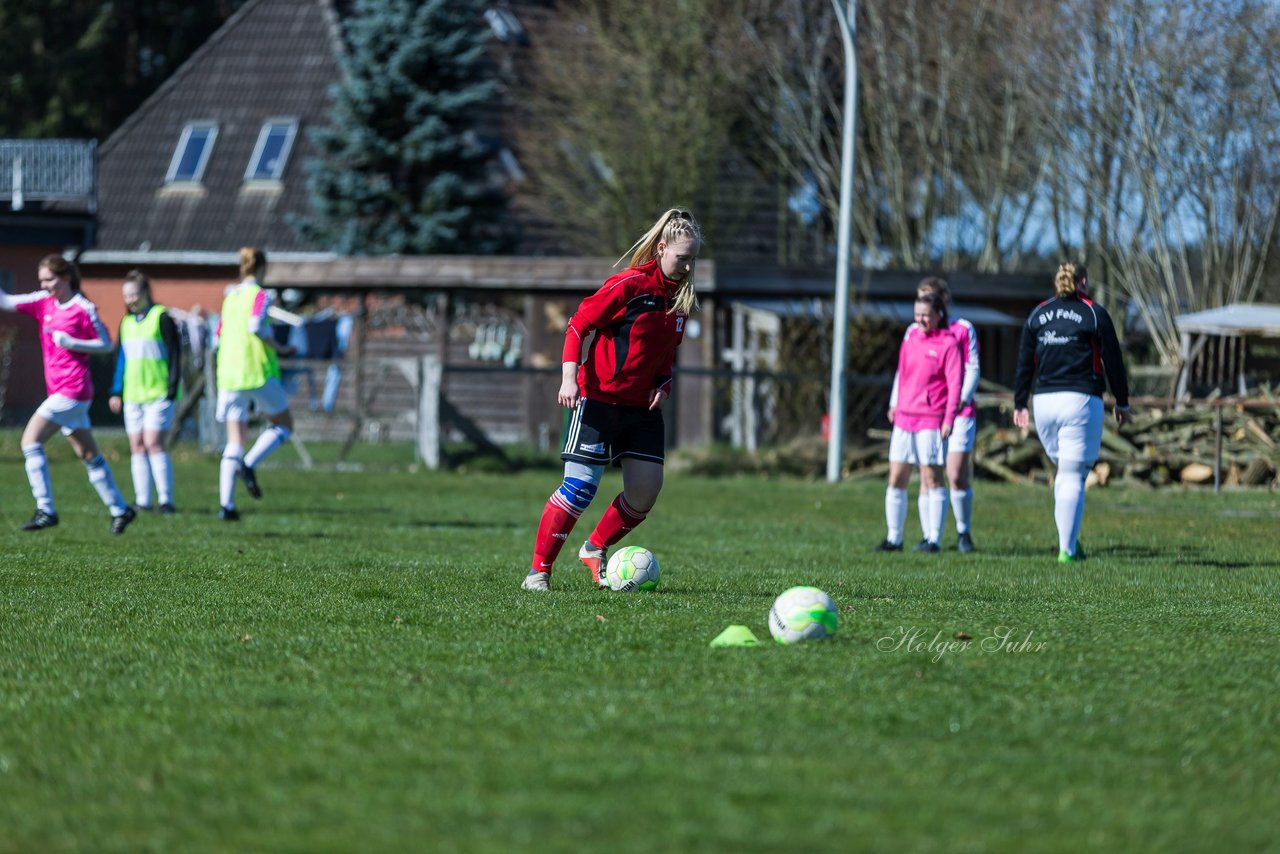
[2,432,1279,852]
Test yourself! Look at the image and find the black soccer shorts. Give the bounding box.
[561,397,665,466]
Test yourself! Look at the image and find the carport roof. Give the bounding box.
[1174,304,1280,336]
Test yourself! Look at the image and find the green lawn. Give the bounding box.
[2,433,1278,852]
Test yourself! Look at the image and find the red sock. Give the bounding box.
[590,493,648,549]
[532,497,579,572]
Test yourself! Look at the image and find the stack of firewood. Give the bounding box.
[971,397,1279,488]
[679,388,1279,489]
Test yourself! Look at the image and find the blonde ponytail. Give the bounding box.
[1055,262,1086,298]
[616,208,703,315]
[240,246,267,282]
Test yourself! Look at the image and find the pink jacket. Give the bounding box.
[891,325,962,431]
[949,317,980,419]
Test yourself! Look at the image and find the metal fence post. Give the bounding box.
[417,354,442,469]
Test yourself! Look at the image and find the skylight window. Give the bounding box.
[166,122,217,183]
[245,120,298,182]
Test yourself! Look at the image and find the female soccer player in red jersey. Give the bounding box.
[1013,262,1131,562]
[523,209,702,591]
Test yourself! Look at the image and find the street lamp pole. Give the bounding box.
[826,0,858,482]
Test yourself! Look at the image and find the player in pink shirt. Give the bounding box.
[0,255,136,533]
[877,288,962,553]
[917,278,980,553]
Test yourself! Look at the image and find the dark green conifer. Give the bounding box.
[295,0,504,254]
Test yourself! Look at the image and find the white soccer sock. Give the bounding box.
[1054,459,1089,555]
[23,443,55,514]
[244,424,290,469]
[926,487,948,544]
[85,455,127,516]
[149,451,173,505]
[951,488,972,535]
[885,487,908,544]
[131,452,153,508]
[917,491,929,543]
[221,446,243,508]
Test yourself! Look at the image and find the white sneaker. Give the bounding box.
[521,570,550,591]
[578,540,609,588]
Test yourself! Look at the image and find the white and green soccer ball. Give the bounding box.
[606,546,660,592]
[768,586,838,644]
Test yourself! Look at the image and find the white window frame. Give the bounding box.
[165,122,218,184]
[244,119,299,182]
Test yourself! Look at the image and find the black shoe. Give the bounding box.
[158,503,177,515]
[219,506,240,522]
[111,506,137,535]
[22,510,59,531]
[135,504,155,512]
[240,463,262,499]
[913,539,941,553]
[874,538,903,552]
[957,532,975,554]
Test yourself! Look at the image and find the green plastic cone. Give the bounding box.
[710,625,761,647]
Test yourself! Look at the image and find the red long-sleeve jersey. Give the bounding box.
[562,260,687,407]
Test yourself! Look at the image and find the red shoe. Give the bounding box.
[578,541,609,588]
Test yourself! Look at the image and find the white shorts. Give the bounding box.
[888,426,946,466]
[217,378,290,422]
[949,415,977,454]
[1032,392,1103,464]
[124,399,176,434]
[36,394,91,436]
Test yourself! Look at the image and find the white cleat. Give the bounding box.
[521,570,551,591]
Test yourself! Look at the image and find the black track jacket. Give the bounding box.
[1013,295,1129,410]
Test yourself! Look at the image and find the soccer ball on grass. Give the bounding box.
[606,546,660,592]
[768,586,838,644]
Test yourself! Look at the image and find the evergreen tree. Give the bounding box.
[294,0,505,255]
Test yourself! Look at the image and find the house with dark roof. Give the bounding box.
[93,0,343,258]
[70,0,359,376]
[76,0,557,333]
[59,0,1045,452]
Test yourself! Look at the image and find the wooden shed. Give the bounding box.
[1173,304,1280,398]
